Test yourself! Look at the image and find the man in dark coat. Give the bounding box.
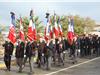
[24,41,34,73]
[37,42,44,68]
[44,42,52,70]
[80,35,85,57]
[3,41,14,71]
[49,39,56,65]
[15,41,25,72]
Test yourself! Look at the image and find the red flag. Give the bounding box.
[44,19,50,41]
[19,17,25,42]
[27,19,34,41]
[58,24,63,37]
[33,23,37,41]
[50,25,53,38]
[8,12,16,44]
[44,27,48,41]
[67,17,74,45]
[58,18,63,37]
[54,14,59,38]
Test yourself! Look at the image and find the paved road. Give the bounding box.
[0,56,100,75]
[49,57,100,75]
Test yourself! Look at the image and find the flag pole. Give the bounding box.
[53,10,55,39]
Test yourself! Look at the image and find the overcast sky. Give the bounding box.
[0,0,100,26]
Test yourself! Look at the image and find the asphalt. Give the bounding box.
[50,57,100,75]
[0,55,99,75]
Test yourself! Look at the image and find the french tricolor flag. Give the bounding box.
[27,19,33,41]
[27,10,34,41]
[27,18,34,41]
[53,13,59,38]
[32,23,37,41]
[19,17,25,42]
[58,17,63,37]
[67,16,74,45]
[50,25,53,39]
[44,18,51,41]
[8,12,16,44]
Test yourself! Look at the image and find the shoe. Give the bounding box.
[18,70,22,73]
[8,69,10,71]
[30,71,34,74]
[22,65,25,69]
[7,68,10,71]
[46,68,50,70]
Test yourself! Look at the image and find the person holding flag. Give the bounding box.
[15,16,25,73]
[3,12,15,71]
[24,10,35,73]
[67,16,77,64]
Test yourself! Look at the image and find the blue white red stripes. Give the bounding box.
[19,17,25,42]
[53,13,59,38]
[8,12,16,44]
[67,16,74,45]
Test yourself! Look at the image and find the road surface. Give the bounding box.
[47,57,100,75]
[0,56,100,75]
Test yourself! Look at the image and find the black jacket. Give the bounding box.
[25,42,33,57]
[15,42,25,58]
[3,41,14,56]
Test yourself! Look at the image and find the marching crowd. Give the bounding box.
[2,34,100,73]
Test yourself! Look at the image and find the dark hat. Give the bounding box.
[10,12,15,15]
[45,12,50,18]
[30,10,33,17]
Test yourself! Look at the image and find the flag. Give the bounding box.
[44,12,52,41]
[27,19,34,41]
[58,17,63,37]
[19,17,25,42]
[53,13,59,38]
[44,27,48,41]
[50,25,53,38]
[44,18,51,41]
[27,10,34,41]
[67,16,74,45]
[8,12,16,44]
[32,23,37,41]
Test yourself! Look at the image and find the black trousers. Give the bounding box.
[4,55,11,71]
